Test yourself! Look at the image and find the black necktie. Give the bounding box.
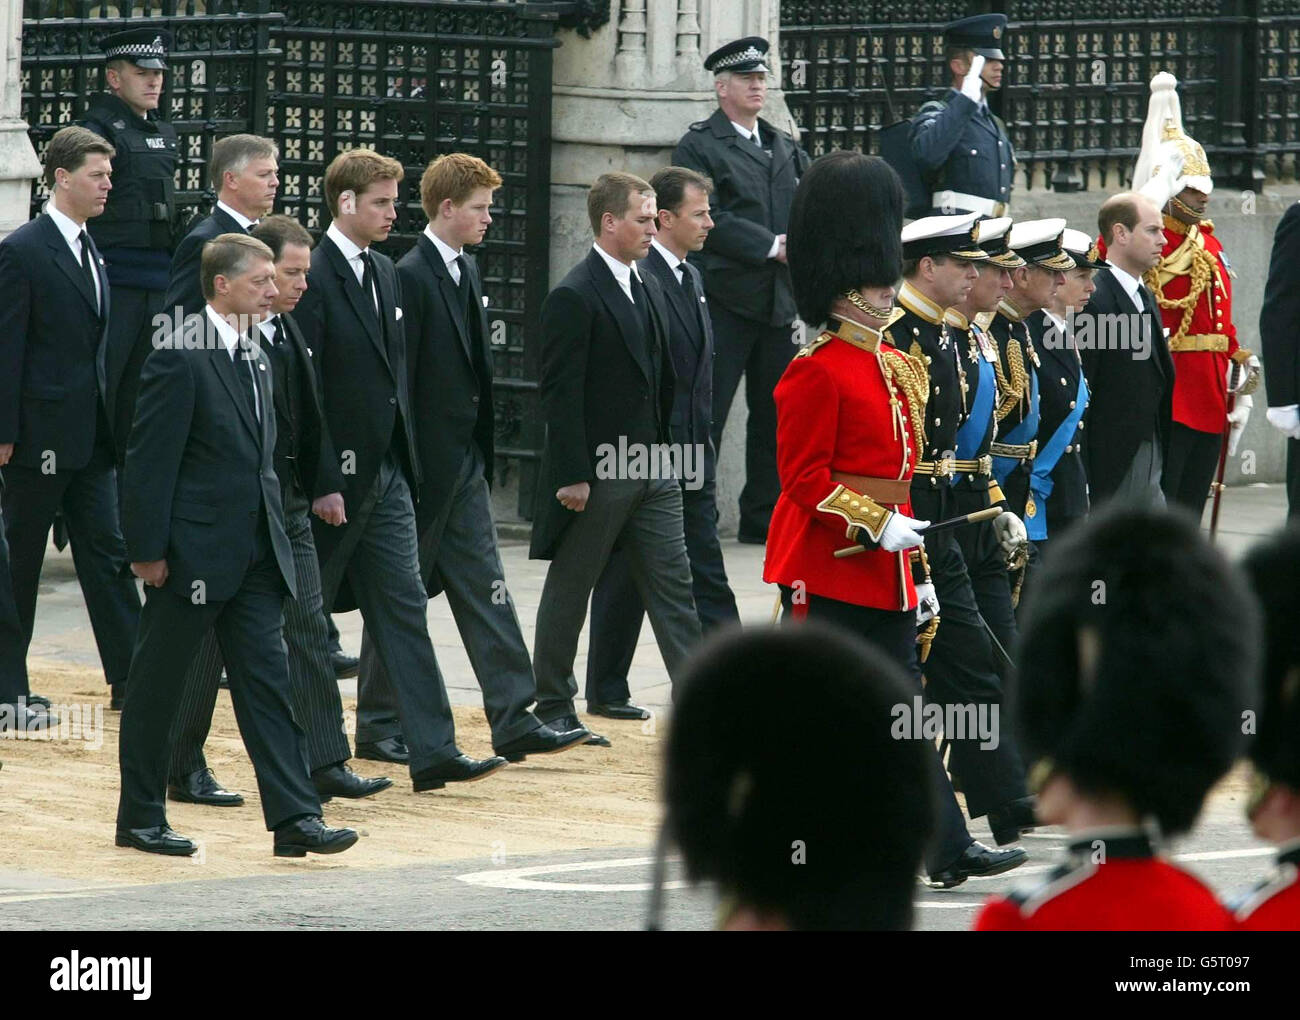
[679,266,694,297]
[237,337,260,424]
[78,230,98,311]
[273,315,285,348]
[359,250,377,314]
[454,254,471,308]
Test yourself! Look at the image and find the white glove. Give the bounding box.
[1228,354,1261,395]
[1266,404,1300,441]
[1138,143,1186,209]
[878,511,929,553]
[1227,393,1253,456]
[915,581,940,627]
[960,54,986,102]
[993,510,1028,562]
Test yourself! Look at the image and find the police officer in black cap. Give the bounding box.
[79,28,179,468]
[911,14,1015,218]
[672,36,811,544]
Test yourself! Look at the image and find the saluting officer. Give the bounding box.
[911,14,1015,218]
[672,36,812,544]
[79,28,179,465]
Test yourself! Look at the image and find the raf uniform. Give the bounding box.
[79,29,180,464]
[672,37,812,542]
[887,215,1034,846]
[911,14,1015,217]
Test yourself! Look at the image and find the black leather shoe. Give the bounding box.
[494,724,588,762]
[928,841,1028,889]
[273,815,359,857]
[0,703,58,733]
[331,651,360,679]
[988,796,1039,846]
[109,683,126,710]
[412,754,508,792]
[355,736,409,764]
[312,762,393,802]
[168,767,245,807]
[115,825,198,856]
[736,530,768,545]
[588,700,650,721]
[26,693,52,709]
[548,713,610,747]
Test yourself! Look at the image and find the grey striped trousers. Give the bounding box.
[167,483,351,778]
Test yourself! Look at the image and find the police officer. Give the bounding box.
[911,14,1015,218]
[672,36,811,544]
[79,28,179,467]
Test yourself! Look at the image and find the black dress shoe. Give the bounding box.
[0,703,59,732]
[312,762,393,802]
[273,815,359,857]
[548,713,610,747]
[168,767,245,807]
[25,693,52,709]
[988,796,1039,846]
[736,530,768,545]
[355,736,409,764]
[494,724,588,762]
[115,825,197,856]
[109,683,126,711]
[331,651,360,679]
[412,754,508,792]
[588,700,650,721]
[928,841,1028,889]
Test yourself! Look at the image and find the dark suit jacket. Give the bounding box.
[163,206,249,321]
[272,310,333,500]
[398,234,495,533]
[0,213,110,471]
[1260,202,1300,408]
[121,314,295,603]
[294,231,416,600]
[672,107,810,326]
[637,245,716,481]
[529,247,676,560]
[1080,268,1175,504]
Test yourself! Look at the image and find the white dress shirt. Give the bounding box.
[206,304,261,422]
[46,199,101,312]
[217,200,258,231]
[327,222,378,312]
[651,237,686,284]
[1108,262,1147,313]
[591,242,641,304]
[425,225,464,284]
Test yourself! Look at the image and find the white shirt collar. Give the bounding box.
[1044,308,1067,332]
[1108,262,1145,308]
[651,238,684,278]
[216,200,257,231]
[327,221,367,262]
[205,304,244,358]
[592,242,641,289]
[424,225,462,267]
[730,119,760,142]
[46,198,86,246]
[257,313,281,340]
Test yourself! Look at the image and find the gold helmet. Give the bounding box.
[1132,72,1213,205]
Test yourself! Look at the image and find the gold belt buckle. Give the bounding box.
[1027,440,1038,459]
[936,457,956,479]
[977,454,992,475]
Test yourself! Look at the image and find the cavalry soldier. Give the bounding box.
[1027,228,1103,554]
[1132,73,1258,515]
[79,28,180,468]
[886,212,1036,861]
[911,14,1015,218]
[766,152,1024,889]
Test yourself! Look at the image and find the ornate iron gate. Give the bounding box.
[20,0,568,516]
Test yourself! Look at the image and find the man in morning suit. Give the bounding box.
[1080,193,1176,508]
[296,149,505,790]
[357,153,585,762]
[530,172,702,741]
[672,36,811,544]
[585,166,738,720]
[0,127,140,725]
[117,233,356,857]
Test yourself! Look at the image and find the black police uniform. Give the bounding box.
[886,283,1030,826]
[79,29,179,465]
[671,36,812,541]
[911,14,1015,216]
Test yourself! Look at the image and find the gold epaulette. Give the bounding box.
[794,332,833,359]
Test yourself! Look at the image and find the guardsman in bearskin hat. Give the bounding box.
[660,624,933,929]
[940,216,1027,690]
[1026,228,1105,555]
[976,507,1257,929]
[1132,73,1259,516]
[1234,527,1300,929]
[764,151,1025,888]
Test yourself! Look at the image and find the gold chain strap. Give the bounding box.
[1145,242,1216,348]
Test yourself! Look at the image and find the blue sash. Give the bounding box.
[1026,372,1089,540]
[953,352,995,472]
[991,369,1039,488]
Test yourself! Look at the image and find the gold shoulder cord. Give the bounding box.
[1145,239,1217,348]
[994,330,1028,422]
[883,346,929,453]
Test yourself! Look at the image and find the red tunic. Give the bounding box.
[764,328,920,612]
[975,837,1233,931]
[1150,219,1239,435]
[1233,845,1300,931]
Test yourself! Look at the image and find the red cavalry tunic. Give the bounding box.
[1147,217,1239,435]
[764,321,922,612]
